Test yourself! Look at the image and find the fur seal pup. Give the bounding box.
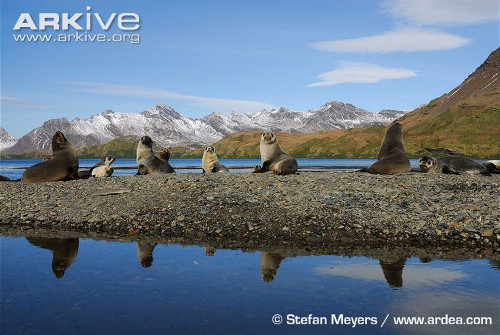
[202,146,229,173]
[362,122,411,174]
[260,251,285,282]
[155,149,175,173]
[22,131,79,182]
[91,156,115,178]
[78,156,115,178]
[483,160,500,174]
[136,136,172,175]
[137,242,158,268]
[253,132,298,175]
[26,237,79,278]
[418,156,489,175]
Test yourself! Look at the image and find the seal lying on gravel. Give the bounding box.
[202,146,229,173]
[254,132,298,175]
[155,149,175,173]
[260,251,285,282]
[22,131,79,182]
[136,136,173,175]
[483,160,500,174]
[362,122,411,174]
[0,175,10,181]
[418,156,489,175]
[26,237,79,278]
[79,156,115,178]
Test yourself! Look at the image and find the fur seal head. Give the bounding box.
[418,156,436,173]
[156,149,170,162]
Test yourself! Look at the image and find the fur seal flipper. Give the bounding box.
[364,123,411,174]
[22,131,79,182]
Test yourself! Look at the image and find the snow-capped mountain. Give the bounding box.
[3,102,405,154]
[0,127,17,151]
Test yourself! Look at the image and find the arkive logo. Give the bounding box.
[13,6,140,31]
[12,6,141,44]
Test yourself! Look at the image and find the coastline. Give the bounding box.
[1,172,499,254]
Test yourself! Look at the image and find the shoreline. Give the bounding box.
[1,172,499,254]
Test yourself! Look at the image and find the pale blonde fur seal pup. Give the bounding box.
[202,146,229,173]
[362,122,411,174]
[253,132,298,175]
[22,131,79,182]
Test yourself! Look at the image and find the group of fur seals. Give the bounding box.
[136,136,175,175]
[79,156,116,178]
[253,132,298,175]
[202,146,229,173]
[362,122,411,174]
[22,131,79,182]
[418,156,490,175]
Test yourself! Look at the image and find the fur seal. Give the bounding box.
[26,237,79,278]
[202,146,229,173]
[204,246,216,256]
[79,156,115,178]
[362,122,411,174]
[137,241,158,268]
[136,136,173,175]
[418,156,489,175]
[155,149,175,173]
[0,175,10,181]
[22,131,79,182]
[260,251,285,282]
[483,160,500,174]
[253,132,298,175]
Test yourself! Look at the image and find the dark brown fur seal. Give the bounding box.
[136,136,173,175]
[363,122,411,174]
[26,237,79,278]
[22,131,79,182]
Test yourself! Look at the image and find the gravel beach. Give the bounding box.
[1,172,499,255]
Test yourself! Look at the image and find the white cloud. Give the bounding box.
[308,62,416,87]
[383,0,499,26]
[310,28,470,53]
[0,96,49,109]
[68,82,277,113]
[315,263,466,288]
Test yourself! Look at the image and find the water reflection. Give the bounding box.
[25,237,79,278]
[136,241,158,268]
[379,256,407,288]
[2,236,498,335]
[260,251,285,282]
[203,245,216,256]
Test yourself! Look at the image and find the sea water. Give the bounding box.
[0,158,422,180]
[0,236,498,335]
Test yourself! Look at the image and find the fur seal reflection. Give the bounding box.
[260,251,285,282]
[26,237,79,278]
[137,241,158,268]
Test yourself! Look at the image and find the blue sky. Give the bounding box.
[1,0,498,137]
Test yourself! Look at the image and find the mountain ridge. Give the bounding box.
[2,101,405,155]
